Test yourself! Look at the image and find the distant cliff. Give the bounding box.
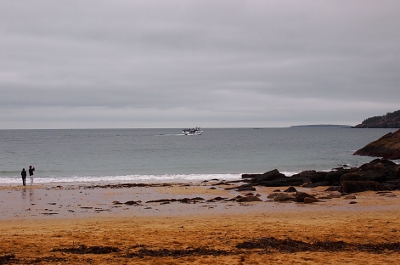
[355,110,400,128]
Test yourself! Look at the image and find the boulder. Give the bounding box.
[291,170,328,184]
[324,192,342,198]
[273,193,295,202]
[324,186,340,192]
[124,200,139,205]
[242,169,286,183]
[256,177,305,187]
[267,193,279,199]
[359,159,397,171]
[236,185,256,191]
[236,195,262,202]
[326,168,353,185]
[302,181,330,188]
[284,186,297,192]
[295,192,316,203]
[303,197,319,203]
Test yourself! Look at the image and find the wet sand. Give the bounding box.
[1,181,400,264]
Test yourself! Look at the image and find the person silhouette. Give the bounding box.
[29,165,35,185]
[21,168,27,186]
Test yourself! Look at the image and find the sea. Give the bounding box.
[0,127,397,186]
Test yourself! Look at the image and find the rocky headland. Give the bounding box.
[354,128,400,160]
[354,110,400,128]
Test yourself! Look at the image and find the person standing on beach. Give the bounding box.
[21,168,27,186]
[29,165,35,185]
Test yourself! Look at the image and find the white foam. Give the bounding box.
[0,173,243,186]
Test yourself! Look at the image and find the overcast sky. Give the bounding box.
[1,1,399,129]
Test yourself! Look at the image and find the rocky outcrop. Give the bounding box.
[242,169,286,183]
[353,129,400,160]
[242,169,310,187]
[241,159,400,193]
[339,181,383,193]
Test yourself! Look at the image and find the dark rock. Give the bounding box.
[341,159,397,183]
[326,168,352,185]
[146,199,173,203]
[146,197,204,204]
[124,200,139,205]
[267,193,279,199]
[273,193,295,202]
[324,186,340,191]
[291,170,316,180]
[354,129,400,159]
[382,183,398,190]
[237,185,256,191]
[242,169,286,183]
[303,197,319,203]
[395,165,400,178]
[236,195,262,202]
[302,181,330,188]
[178,197,204,203]
[317,196,332,200]
[323,192,342,199]
[295,192,316,202]
[284,186,297,192]
[292,168,352,186]
[339,181,383,193]
[291,170,328,184]
[359,159,397,170]
[240,158,399,193]
[256,177,305,187]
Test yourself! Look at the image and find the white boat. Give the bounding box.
[182,127,203,135]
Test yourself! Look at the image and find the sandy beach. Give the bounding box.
[1,181,400,264]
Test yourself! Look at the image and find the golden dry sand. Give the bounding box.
[1,183,400,264]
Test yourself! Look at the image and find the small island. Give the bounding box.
[291,124,351,128]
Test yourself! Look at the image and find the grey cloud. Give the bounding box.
[1,0,399,128]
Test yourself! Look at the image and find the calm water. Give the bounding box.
[0,127,397,185]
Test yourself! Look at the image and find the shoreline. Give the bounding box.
[1,181,400,264]
[1,180,400,220]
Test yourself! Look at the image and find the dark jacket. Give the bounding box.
[21,170,27,178]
